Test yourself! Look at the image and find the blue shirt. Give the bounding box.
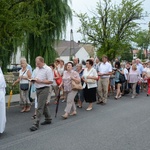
[136,63,143,75]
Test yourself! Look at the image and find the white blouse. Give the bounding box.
[82,68,98,89]
[19,69,29,84]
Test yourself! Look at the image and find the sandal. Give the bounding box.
[70,111,77,116]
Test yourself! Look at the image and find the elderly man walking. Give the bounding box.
[30,56,53,131]
[97,55,112,105]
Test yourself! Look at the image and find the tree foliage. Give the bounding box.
[77,0,143,60]
[133,29,150,49]
[26,0,72,68]
[0,0,72,70]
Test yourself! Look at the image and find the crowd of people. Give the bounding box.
[0,55,150,133]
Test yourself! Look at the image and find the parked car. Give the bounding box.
[7,65,21,72]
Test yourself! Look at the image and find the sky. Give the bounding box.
[65,0,150,42]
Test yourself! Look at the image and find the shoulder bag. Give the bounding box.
[54,70,62,86]
[20,70,29,91]
[119,71,126,83]
[86,69,96,84]
[71,71,83,90]
[72,80,83,90]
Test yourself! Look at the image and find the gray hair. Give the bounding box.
[76,63,82,68]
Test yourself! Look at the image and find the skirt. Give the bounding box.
[83,85,96,103]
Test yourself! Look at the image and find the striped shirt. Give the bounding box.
[34,64,53,88]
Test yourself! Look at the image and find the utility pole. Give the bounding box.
[70,29,74,61]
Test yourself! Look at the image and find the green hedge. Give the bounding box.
[6,82,20,95]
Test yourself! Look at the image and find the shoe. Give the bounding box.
[41,121,51,125]
[77,105,82,108]
[25,106,31,112]
[61,100,66,103]
[118,95,122,98]
[86,107,92,111]
[30,124,39,132]
[97,101,103,104]
[114,96,118,100]
[31,115,36,119]
[60,96,65,100]
[70,111,77,116]
[61,114,68,119]
[131,96,135,99]
[147,94,149,96]
[101,102,106,105]
[20,107,26,113]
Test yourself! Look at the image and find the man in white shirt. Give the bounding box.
[30,56,53,132]
[97,55,112,105]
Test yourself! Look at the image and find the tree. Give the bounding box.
[0,0,72,71]
[132,29,150,59]
[0,0,51,71]
[77,0,143,60]
[25,0,72,68]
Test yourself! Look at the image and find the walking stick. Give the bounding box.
[55,88,61,118]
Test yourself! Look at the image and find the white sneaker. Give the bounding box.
[131,96,135,99]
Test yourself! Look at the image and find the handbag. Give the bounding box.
[54,70,62,86]
[86,68,96,84]
[20,83,29,91]
[72,80,83,90]
[119,73,126,83]
[86,79,96,84]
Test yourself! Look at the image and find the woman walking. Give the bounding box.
[60,62,81,119]
[113,61,124,99]
[128,64,141,98]
[13,59,31,112]
[82,59,98,110]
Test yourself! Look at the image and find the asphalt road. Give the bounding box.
[1,92,150,150]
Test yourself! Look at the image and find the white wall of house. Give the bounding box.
[75,47,90,63]
[60,47,90,64]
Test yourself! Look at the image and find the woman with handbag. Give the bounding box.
[13,59,31,112]
[113,61,124,99]
[59,62,81,119]
[82,59,98,110]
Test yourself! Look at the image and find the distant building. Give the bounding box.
[132,49,149,59]
[54,40,90,63]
